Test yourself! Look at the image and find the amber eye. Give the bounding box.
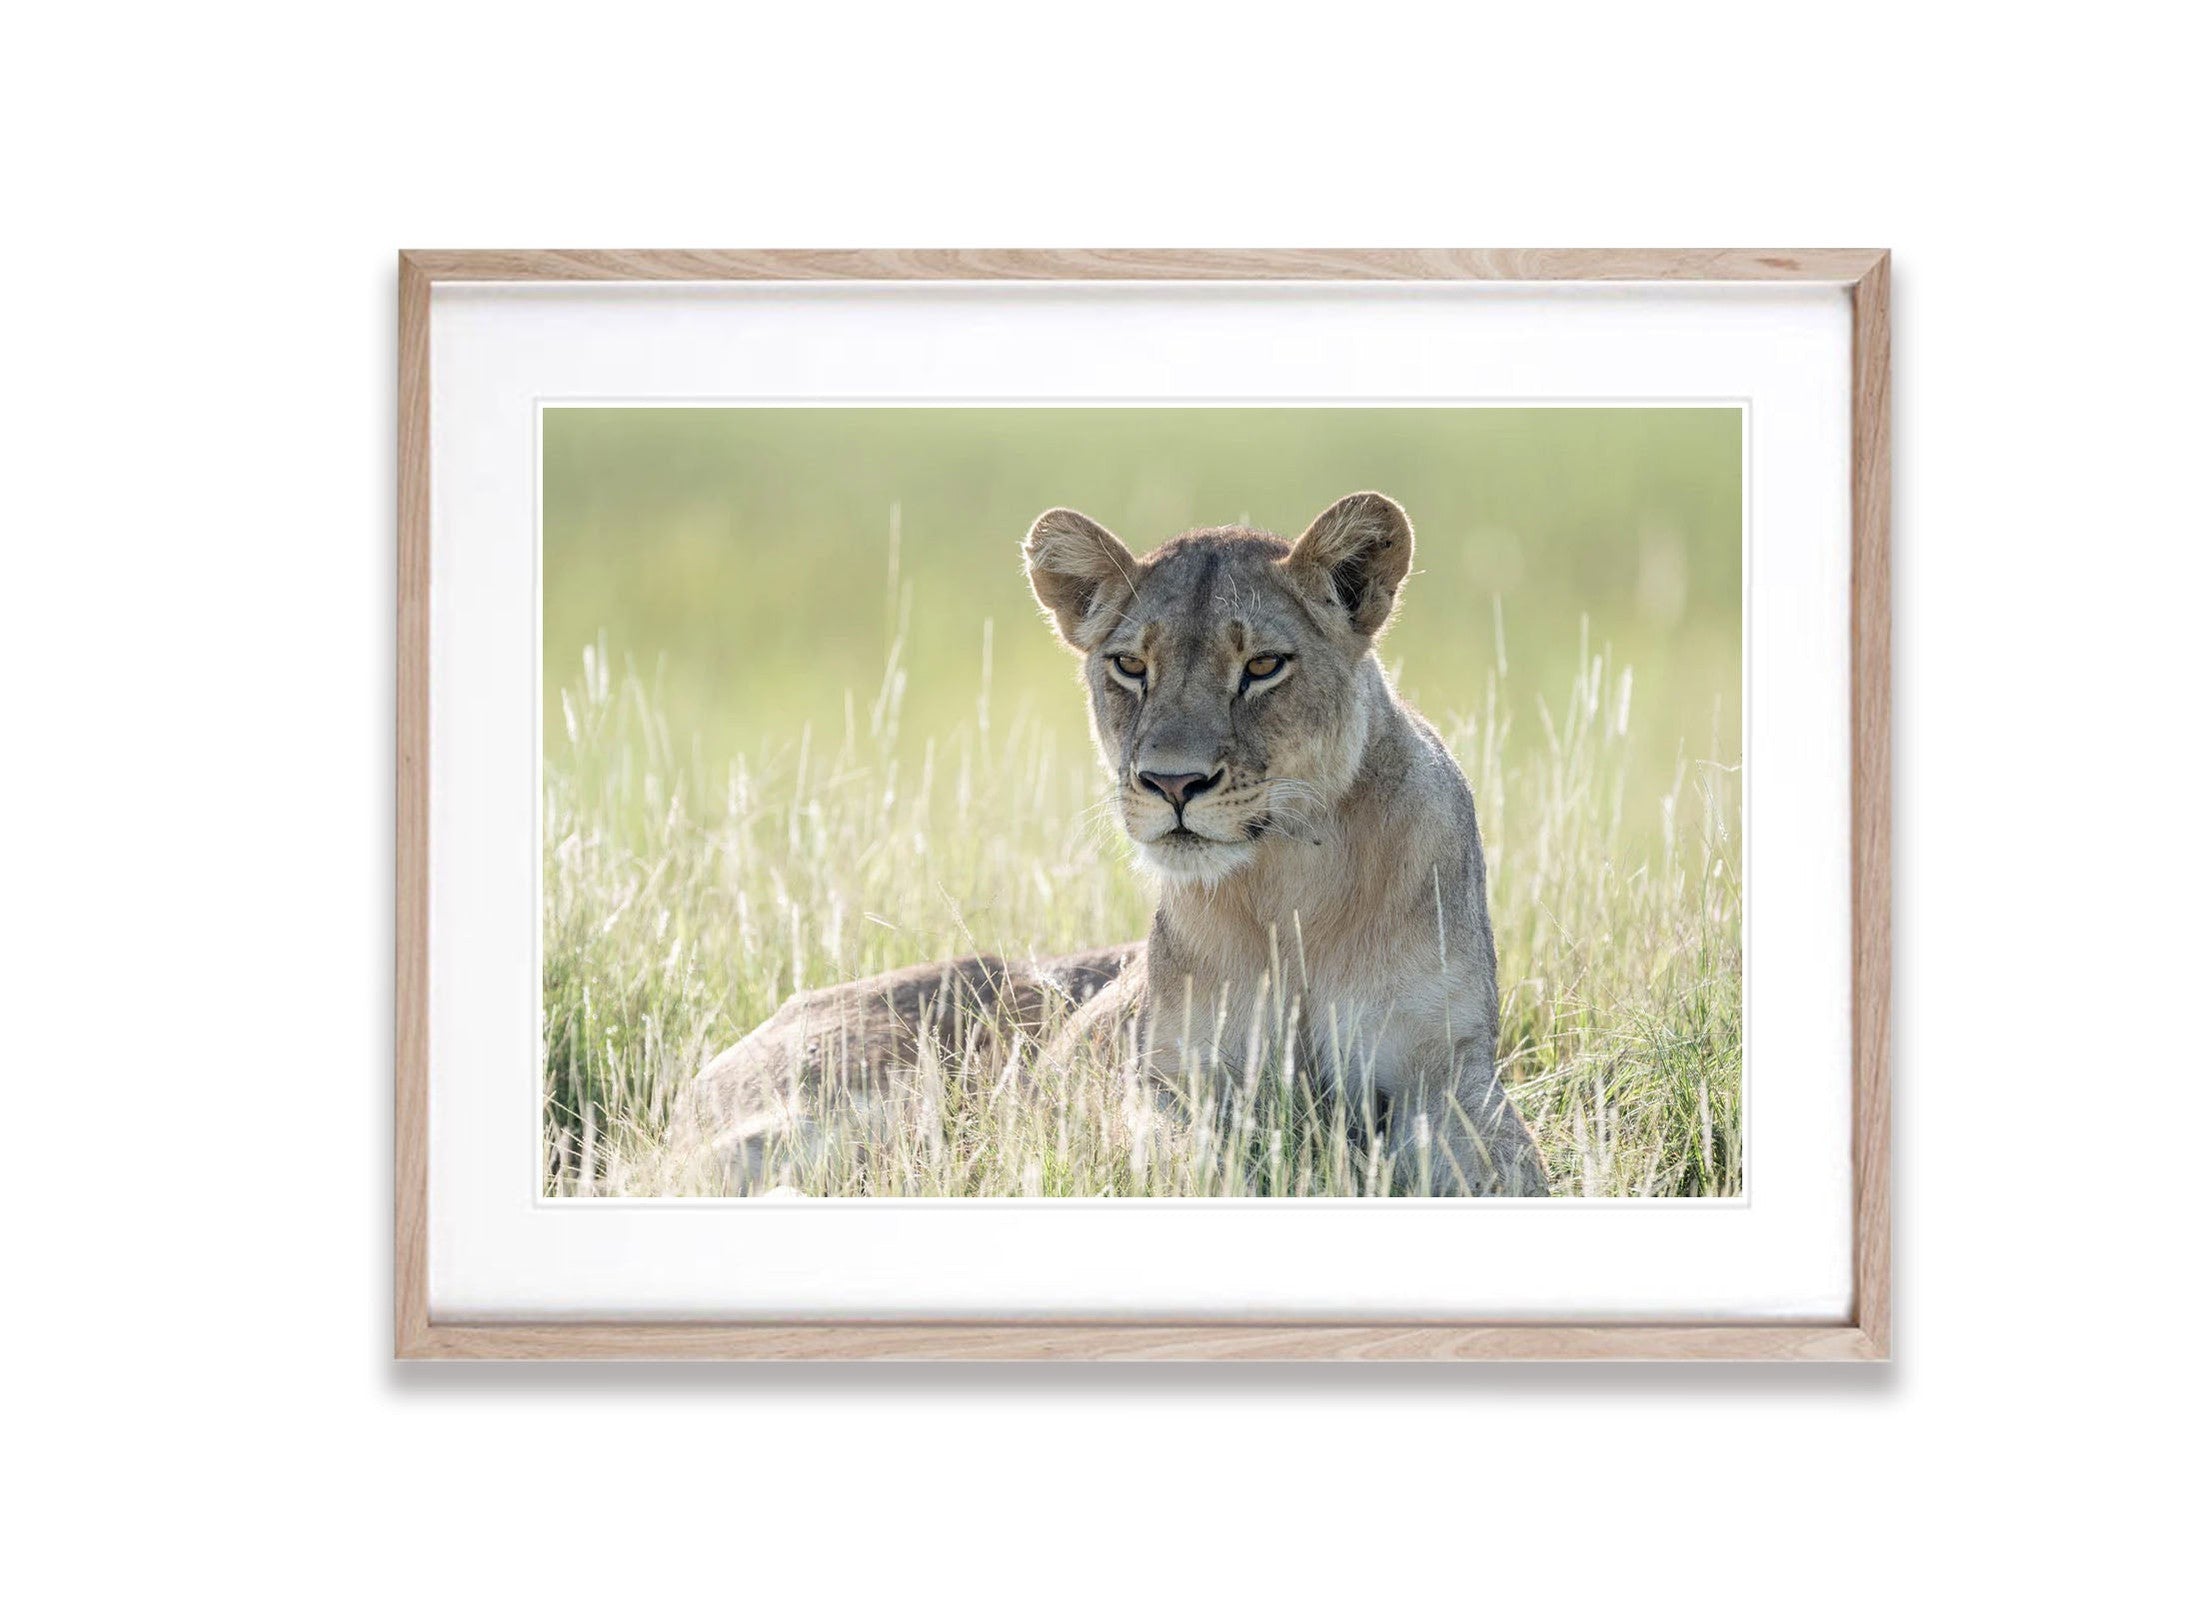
[1242,653,1288,683]
[1110,654,1147,680]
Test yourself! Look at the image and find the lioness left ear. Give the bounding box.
[1024,508,1140,652]
[1287,491,1414,638]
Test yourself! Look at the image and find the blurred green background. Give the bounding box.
[543,407,1740,785]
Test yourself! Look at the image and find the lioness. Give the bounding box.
[675,492,1549,1196]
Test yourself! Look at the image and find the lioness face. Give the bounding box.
[1024,493,1414,886]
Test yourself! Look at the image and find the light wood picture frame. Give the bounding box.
[396,249,1890,1360]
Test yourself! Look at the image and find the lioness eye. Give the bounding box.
[1243,654,1287,682]
[1111,655,1147,679]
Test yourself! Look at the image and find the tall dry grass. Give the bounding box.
[543,611,1741,1199]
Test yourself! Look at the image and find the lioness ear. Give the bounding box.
[1023,508,1139,651]
[1287,491,1414,638]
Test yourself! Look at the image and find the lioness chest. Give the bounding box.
[1142,915,1470,1102]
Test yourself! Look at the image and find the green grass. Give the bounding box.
[545,407,1741,796]
[542,406,1742,1198]
[544,629,1741,1198]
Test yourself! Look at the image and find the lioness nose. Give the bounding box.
[1138,768,1223,811]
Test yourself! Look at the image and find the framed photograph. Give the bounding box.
[397,249,1889,1359]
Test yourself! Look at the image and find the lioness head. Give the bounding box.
[1023,492,1413,886]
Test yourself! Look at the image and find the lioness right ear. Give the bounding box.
[1287,491,1414,639]
[1023,508,1139,651]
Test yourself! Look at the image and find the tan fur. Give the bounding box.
[674,947,1137,1190]
[674,492,1548,1197]
[1026,493,1548,1196]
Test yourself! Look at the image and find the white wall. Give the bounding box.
[8,3,2188,1592]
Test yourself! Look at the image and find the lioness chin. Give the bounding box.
[674,491,1550,1197]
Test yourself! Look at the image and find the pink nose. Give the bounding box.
[1138,769,1223,811]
